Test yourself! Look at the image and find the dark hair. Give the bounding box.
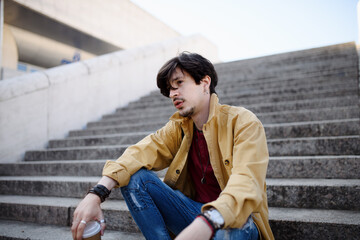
[157,52,218,97]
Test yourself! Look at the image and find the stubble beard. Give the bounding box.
[179,107,194,118]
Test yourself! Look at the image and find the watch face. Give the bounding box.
[208,209,225,226]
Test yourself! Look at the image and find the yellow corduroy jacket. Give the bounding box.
[103,94,274,240]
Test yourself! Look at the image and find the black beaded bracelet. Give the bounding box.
[88,184,111,202]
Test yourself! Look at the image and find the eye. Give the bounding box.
[168,79,183,91]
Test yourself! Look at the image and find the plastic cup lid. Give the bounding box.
[82,221,101,238]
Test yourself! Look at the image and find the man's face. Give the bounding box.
[169,67,208,118]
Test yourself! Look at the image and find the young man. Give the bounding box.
[71,53,274,240]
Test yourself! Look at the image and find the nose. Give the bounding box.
[169,88,178,99]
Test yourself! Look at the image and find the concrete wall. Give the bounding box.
[13,0,180,49]
[2,24,18,69]
[0,34,218,162]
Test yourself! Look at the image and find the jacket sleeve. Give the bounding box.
[202,117,269,228]
[102,120,182,187]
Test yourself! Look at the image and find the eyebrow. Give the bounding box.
[171,76,180,81]
[169,75,183,85]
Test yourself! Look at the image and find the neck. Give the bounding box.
[192,95,211,131]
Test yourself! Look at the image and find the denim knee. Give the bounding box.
[122,168,157,189]
[120,169,153,212]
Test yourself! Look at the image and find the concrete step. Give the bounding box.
[222,61,358,83]
[238,96,357,114]
[269,207,360,240]
[225,93,358,113]
[266,178,360,210]
[69,122,164,137]
[257,106,359,124]
[0,160,107,177]
[268,136,360,156]
[102,111,171,123]
[267,156,360,179]
[68,118,360,139]
[49,132,151,148]
[24,145,128,161]
[69,122,170,137]
[222,86,358,105]
[217,61,357,84]
[0,195,359,240]
[0,176,123,201]
[216,67,357,89]
[0,195,78,227]
[1,177,358,210]
[1,156,358,179]
[218,81,356,98]
[0,219,144,240]
[264,119,359,139]
[0,195,139,233]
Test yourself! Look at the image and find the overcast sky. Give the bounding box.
[131,0,358,62]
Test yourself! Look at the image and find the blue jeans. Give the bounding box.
[120,169,259,240]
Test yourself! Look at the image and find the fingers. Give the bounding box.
[70,194,103,239]
[71,210,81,240]
[97,211,106,236]
[100,221,106,236]
[72,217,105,240]
[76,219,88,240]
[71,215,89,240]
[71,219,78,239]
[71,206,89,240]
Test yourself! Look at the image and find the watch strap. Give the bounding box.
[88,184,111,202]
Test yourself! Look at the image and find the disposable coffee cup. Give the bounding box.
[82,221,101,240]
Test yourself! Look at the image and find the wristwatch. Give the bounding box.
[203,208,225,230]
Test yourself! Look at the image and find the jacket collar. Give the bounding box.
[169,94,219,124]
[207,93,219,123]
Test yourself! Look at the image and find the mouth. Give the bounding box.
[173,99,184,109]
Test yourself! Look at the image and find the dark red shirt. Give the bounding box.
[188,128,222,203]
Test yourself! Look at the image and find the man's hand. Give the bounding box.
[71,176,116,239]
[175,217,213,240]
[71,193,105,240]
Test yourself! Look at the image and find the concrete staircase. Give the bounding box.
[1,42,359,239]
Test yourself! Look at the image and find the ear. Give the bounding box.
[201,75,211,92]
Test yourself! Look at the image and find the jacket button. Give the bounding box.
[176,170,180,174]
[224,160,230,166]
